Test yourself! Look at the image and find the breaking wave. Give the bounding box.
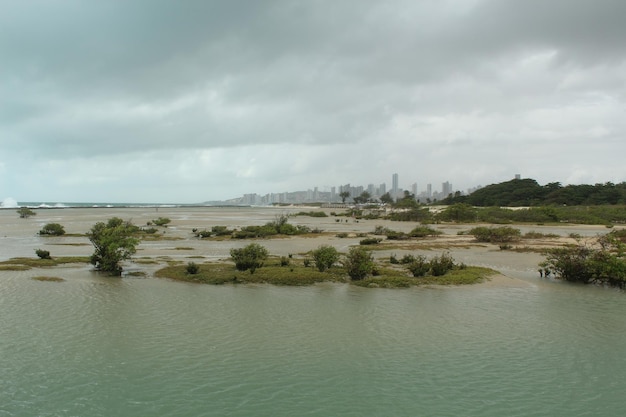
[1,197,18,208]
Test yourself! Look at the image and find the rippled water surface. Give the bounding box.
[2,270,625,417]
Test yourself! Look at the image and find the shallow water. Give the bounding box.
[1,270,625,417]
[1,208,625,416]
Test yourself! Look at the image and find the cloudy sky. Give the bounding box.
[1,0,625,203]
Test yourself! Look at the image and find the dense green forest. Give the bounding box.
[442,178,626,206]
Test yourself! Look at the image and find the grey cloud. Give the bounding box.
[1,0,625,201]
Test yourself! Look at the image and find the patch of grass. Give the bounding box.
[373,242,478,251]
[0,256,89,268]
[352,266,497,288]
[0,264,31,271]
[32,276,65,282]
[125,271,147,277]
[154,259,497,289]
[155,262,346,286]
[523,231,560,239]
[133,258,160,264]
[508,246,547,253]
[140,234,183,241]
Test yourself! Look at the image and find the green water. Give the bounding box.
[1,269,625,417]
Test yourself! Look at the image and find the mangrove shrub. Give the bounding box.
[230,243,269,274]
[311,245,340,272]
[343,246,374,280]
[87,217,140,276]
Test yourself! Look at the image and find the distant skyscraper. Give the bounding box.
[411,183,418,198]
[392,173,399,197]
[442,181,452,197]
[427,184,432,198]
[379,183,386,196]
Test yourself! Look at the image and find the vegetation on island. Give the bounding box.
[540,230,626,288]
[153,242,495,288]
[17,207,36,218]
[311,245,340,272]
[194,213,323,239]
[39,223,66,236]
[87,217,140,275]
[230,243,269,274]
[0,256,89,270]
[150,217,172,227]
[35,249,52,259]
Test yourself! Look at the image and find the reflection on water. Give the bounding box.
[1,270,625,417]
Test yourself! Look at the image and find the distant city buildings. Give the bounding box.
[229,172,488,205]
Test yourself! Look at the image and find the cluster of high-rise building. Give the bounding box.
[232,174,482,206]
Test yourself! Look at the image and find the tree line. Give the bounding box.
[442,178,626,206]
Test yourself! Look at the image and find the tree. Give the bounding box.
[343,246,374,280]
[39,223,66,236]
[230,243,269,274]
[540,231,626,288]
[436,203,477,223]
[87,217,140,276]
[394,191,419,209]
[339,191,351,204]
[17,207,36,218]
[311,245,340,272]
[353,191,371,205]
[379,192,394,205]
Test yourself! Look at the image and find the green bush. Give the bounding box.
[87,217,140,276]
[407,255,429,277]
[186,262,200,275]
[541,233,626,287]
[400,254,416,264]
[211,226,233,236]
[311,245,340,272]
[39,223,66,236]
[408,226,442,237]
[152,217,171,227]
[385,230,408,240]
[35,249,51,259]
[297,211,328,217]
[359,237,382,245]
[343,247,374,280]
[230,243,269,274]
[429,252,456,276]
[17,207,36,218]
[469,226,521,243]
[436,203,478,223]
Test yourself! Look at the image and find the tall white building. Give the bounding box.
[392,173,399,198]
[442,181,452,197]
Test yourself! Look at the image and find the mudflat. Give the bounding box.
[0,206,618,285]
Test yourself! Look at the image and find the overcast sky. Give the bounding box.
[1,0,625,203]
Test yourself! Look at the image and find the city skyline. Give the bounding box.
[233,172,484,205]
